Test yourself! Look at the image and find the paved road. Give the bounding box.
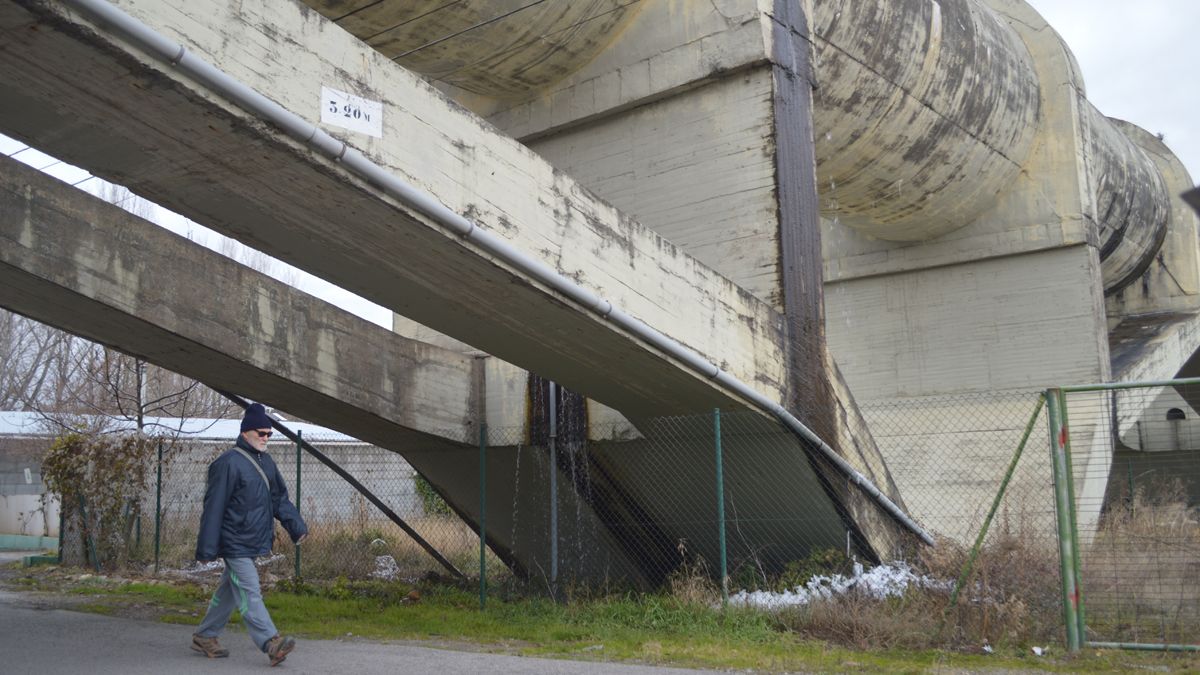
[0,581,718,675]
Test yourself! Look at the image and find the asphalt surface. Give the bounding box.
[0,554,720,675]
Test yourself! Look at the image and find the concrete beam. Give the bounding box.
[0,0,784,419]
[0,0,920,565]
[0,153,638,582]
[0,157,903,581]
[0,154,477,442]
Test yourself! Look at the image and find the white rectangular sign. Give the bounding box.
[320,86,383,138]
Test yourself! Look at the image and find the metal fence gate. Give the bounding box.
[1050,381,1200,651]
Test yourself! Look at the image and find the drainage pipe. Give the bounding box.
[62,0,933,547]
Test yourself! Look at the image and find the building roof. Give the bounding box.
[0,410,357,442]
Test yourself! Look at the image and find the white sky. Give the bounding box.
[1026,0,1200,182]
[0,136,394,329]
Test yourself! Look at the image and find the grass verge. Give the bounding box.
[4,565,1199,673]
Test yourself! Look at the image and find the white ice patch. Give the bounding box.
[728,561,950,610]
[371,555,400,580]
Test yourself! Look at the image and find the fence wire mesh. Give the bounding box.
[145,434,494,582]
[37,380,1199,651]
[1063,384,1200,647]
[859,391,1056,546]
[480,411,899,593]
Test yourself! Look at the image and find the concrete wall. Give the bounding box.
[826,246,1110,399]
[0,437,57,537]
[0,0,791,419]
[529,68,783,308]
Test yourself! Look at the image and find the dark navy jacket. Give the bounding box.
[195,435,307,560]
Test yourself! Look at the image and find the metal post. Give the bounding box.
[295,429,302,578]
[947,395,1044,611]
[714,408,728,607]
[548,381,558,593]
[1055,389,1087,643]
[218,391,467,579]
[154,441,162,574]
[78,494,100,573]
[479,423,487,610]
[1046,389,1082,652]
[57,496,64,564]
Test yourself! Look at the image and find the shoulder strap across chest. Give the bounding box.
[232,447,271,491]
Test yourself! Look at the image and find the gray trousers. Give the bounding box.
[195,557,278,651]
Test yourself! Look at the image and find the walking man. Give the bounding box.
[192,402,308,666]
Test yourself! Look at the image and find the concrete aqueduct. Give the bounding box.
[0,0,1196,580]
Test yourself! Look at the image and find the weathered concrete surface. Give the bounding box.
[351,0,1184,307]
[826,245,1111,398]
[0,155,668,585]
[0,0,785,419]
[308,0,646,99]
[296,0,1198,550]
[1082,107,1171,295]
[0,155,479,441]
[1106,121,1200,319]
[810,0,1040,242]
[0,0,915,572]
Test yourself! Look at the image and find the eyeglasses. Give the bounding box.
[254,430,273,439]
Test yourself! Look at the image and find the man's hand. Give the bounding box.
[296,534,307,545]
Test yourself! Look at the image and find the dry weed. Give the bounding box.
[1080,484,1200,643]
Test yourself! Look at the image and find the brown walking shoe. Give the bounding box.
[265,634,296,666]
[190,633,229,658]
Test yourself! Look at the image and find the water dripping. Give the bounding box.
[528,373,591,582]
[509,442,523,552]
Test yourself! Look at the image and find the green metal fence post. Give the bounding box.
[57,493,64,564]
[295,429,302,579]
[479,423,487,610]
[1046,388,1082,652]
[154,440,162,574]
[78,494,100,573]
[1055,389,1087,644]
[714,408,728,607]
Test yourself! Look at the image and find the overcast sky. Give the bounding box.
[1027,0,1199,183]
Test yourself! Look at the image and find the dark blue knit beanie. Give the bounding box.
[240,403,273,432]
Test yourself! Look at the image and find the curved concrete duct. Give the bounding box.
[810,0,1040,242]
[315,0,644,99]
[1083,105,1170,295]
[315,1,1176,285]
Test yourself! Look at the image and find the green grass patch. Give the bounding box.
[17,574,1200,673]
[74,602,116,616]
[67,580,203,606]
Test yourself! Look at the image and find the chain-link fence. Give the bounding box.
[1058,383,1200,649]
[475,411,914,596]
[51,379,1194,652]
[141,434,493,583]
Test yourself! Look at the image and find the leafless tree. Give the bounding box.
[2,177,303,431]
[0,309,79,409]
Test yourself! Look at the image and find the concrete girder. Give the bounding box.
[0,154,648,584]
[0,156,900,583]
[0,0,920,570]
[0,0,781,420]
[0,154,478,444]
